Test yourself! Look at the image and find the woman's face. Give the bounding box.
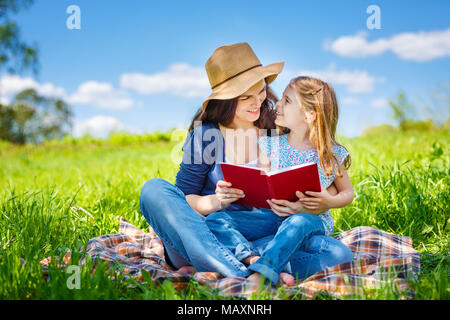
[275,85,311,130]
[231,80,267,126]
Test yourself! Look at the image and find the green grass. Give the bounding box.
[0,130,449,299]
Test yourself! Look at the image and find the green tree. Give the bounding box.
[389,91,416,131]
[0,1,67,144]
[422,83,450,125]
[0,0,38,74]
[0,88,72,144]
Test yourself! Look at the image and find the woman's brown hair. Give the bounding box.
[285,76,351,177]
[188,85,279,133]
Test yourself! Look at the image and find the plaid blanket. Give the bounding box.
[40,217,420,299]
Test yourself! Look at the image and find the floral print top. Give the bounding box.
[258,134,350,235]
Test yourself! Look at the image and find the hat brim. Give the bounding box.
[201,61,284,111]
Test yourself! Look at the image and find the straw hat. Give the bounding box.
[202,42,284,111]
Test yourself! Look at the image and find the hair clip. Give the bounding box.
[311,88,322,96]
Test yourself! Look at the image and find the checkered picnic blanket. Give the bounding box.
[40,217,420,299]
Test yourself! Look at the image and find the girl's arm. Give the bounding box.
[327,166,354,208]
[300,164,354,210]
[265,169,346,216]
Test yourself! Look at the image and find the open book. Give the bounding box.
[219,162,321,209]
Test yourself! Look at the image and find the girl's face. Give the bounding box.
[275,85,314,131]
[232,80,267,126]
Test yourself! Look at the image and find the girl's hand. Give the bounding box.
[214,180,245,210]
[297,187,334,211]
[266,191,323,217]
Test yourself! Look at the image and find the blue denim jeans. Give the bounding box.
[140,178,353,282]
[206,209,353,284]
[250,233,353,283]
[139,178,249,278]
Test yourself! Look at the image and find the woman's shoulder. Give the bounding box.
[190,121,219,134]
[182,121,223,164]
[187,121,222,145]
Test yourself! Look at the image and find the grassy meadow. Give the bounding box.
[0,130,448,300]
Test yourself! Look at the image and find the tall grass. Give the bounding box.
[0,130,448,299]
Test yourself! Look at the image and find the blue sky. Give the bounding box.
[2,0,449,137]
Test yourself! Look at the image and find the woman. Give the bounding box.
[139,43,351,284]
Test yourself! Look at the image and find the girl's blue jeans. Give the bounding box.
[139,178,353,283]
[206,210,349,284]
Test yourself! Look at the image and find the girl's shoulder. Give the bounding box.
[257,134,286,157]
[257,133,286,148]
[259,133,287,143]
[331,144,350,164]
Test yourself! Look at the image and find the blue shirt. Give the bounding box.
[175,121,256,211]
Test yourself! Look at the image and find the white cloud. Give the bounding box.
[68,81,134,110]
[0,75,134,111]
[297,65,384,93]
[341,96,360,105]
[120,63,210,98]
[325,28,450,62]
[371,98,389,109]
[0,97,9,105]
[0,74,66,104]
[73,115,132,138]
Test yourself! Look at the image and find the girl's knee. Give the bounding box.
[285,214,306,226]
[285,214,318,231]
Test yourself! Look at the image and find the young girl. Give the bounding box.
[246,76,354,284]
[205,76,354,285]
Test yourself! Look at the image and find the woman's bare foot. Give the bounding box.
[177,265,196,275]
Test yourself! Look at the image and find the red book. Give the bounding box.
[219,162,321,209]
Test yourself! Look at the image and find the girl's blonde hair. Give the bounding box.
[280,76,351,177]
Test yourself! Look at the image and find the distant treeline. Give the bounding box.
[0,130,178,148]
[1,88,448,145]
[363,117,450,136]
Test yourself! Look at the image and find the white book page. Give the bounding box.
[265,162,316,176]
[219,162,269,175]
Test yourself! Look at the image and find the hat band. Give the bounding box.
[211,64,262,89]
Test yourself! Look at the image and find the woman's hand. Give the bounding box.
[214,180,245,210]
[297,187,334,211]
[266,191,324,217]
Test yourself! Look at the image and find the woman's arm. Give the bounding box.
[186,194,220,216]
[186,180,245,216]
[176,124,242,216]
[190,134,271,216]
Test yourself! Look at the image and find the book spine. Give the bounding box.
[266,175,275,199]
